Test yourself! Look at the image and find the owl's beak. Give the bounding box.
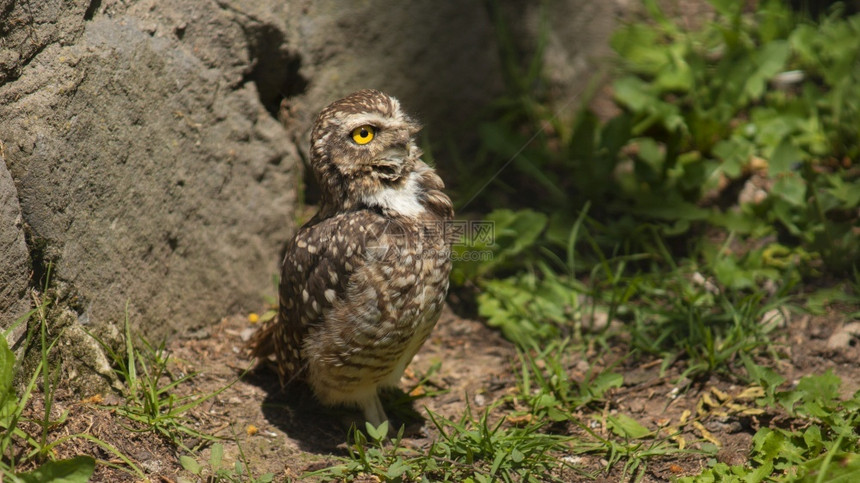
[371,145,409,181]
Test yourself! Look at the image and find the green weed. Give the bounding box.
[510,341,700,480]
[610,0,860,273]
[311,406,577,482]
[0,274,142,481]
[451,0,860,371]
[437,1,860,480]
[683,368,860,481]
[512,341,622,423]
[179,441,274,483]
[86,307,234,452]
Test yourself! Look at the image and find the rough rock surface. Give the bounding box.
[0,157,29,336]
[1,1,299,340]
[0,0,91,85]
[280,0,507,151]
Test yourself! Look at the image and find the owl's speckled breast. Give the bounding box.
[305,214,451,402]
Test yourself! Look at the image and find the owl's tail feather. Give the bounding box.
[246,320,277,360]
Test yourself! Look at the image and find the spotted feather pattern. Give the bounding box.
[248,90,453,425]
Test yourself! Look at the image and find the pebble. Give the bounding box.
[827,322,860,349]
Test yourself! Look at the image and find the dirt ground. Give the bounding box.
[20,302,860,482]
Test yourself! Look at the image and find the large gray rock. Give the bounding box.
[0,0,90,84]
[0,157,30,336]
[1,3,298,339]
[282,1,506,149]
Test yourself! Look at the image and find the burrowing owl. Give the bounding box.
[250,89,454,426]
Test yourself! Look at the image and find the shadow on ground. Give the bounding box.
[243,366,427,454]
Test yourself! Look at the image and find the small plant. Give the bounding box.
[179,442,274,483]
[87,307,234,451]
[0,272,142,480]
[306,421,425,481]
[425,403,576,482]
[312,406,577,482]
[0,307,97,482]
[510,342,699,480]
[609,0,860,274]
[463,210,783,380]
[453,0,860,306]
[512,341,623,423]
[683,368,860,481]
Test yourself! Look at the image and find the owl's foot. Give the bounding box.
[361,392,389,432]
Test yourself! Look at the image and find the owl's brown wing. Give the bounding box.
[256,209,400,385]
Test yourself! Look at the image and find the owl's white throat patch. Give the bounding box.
[362,171,425,218]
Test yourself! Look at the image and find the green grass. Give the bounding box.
[86,305,238,453]
[0,272,143,481]
[0,266,246,481]
[449,0,860,371]
[308,407,578,482]
[179,441,275,483]
[0,282,247,480]
[682,364,860,482]
[511,341,690,481]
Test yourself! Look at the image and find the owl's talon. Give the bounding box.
[361,393,389,432]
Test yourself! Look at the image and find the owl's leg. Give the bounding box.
[361,391,389,430]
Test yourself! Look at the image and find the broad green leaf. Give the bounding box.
[0,335,13,390]
[771,175,806,206]
[364,420,388,441]
[547,407,569,422]
[386,459,409,478]
[795,371,841,411]
[636,137,665,173]
[510,448,525,463]
[744,40,791,100]
[490,209,548,254]
[209,442,223,468]
[712,137,755,179]
[802,425,823,450]
[588,372,623,400]
[0,334,16,420]
[607,414,652,439]
[179,455,202,475]
[769,138,805,175]
[612,76,657,112]
[754,428,785,462]
[611,24,667,74]
[826,175,860,207]
[17,456,95,483]
[748,458,775,482]
[655,43,694,92]
[708,210,763,235]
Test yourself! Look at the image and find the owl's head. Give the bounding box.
[310,89,426,217]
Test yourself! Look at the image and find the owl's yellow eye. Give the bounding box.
[351,125,375,145]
